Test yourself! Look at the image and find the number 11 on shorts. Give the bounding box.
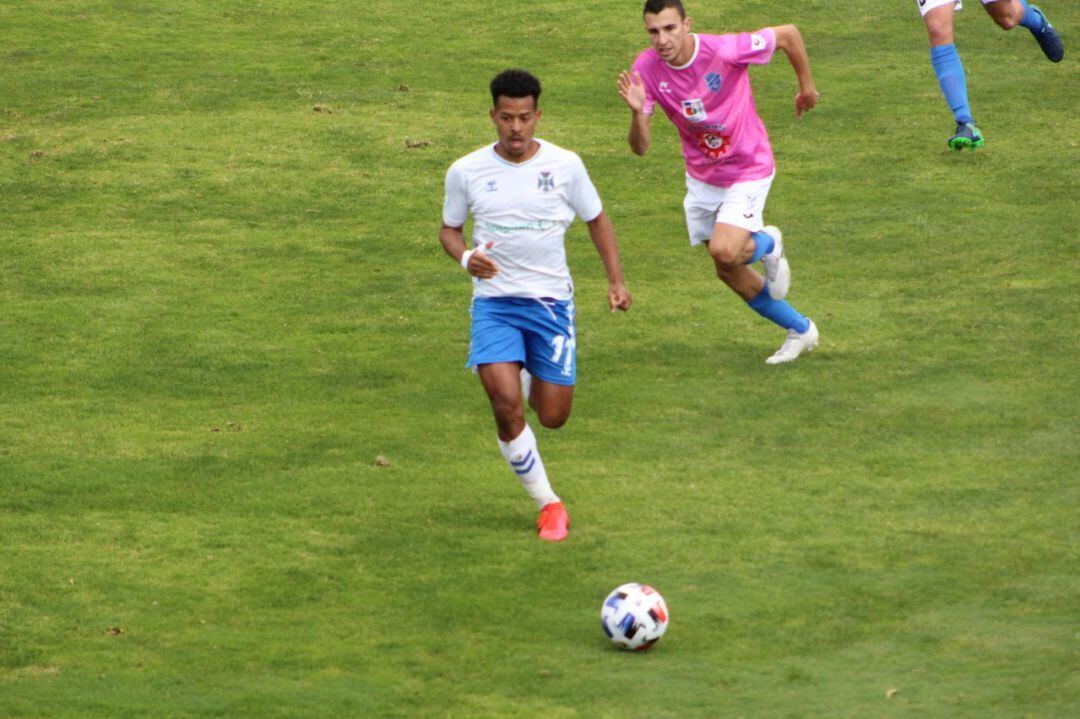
[550,335,575,376]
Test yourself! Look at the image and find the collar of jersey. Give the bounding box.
[489,138,545,167]
[665,34,700,71]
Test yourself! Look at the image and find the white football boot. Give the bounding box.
[759,225,790,300]
[765,320,819,365]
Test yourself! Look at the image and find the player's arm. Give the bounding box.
[618,71,652,156]
[770,24,820,117]
[441,162,497,278]
[585,211,632,312]
[440,223,497,279]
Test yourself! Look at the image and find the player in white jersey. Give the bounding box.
[440,69,631,542]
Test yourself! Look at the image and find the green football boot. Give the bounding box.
[948,122,984,151]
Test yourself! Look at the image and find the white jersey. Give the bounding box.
[443,138,603,300]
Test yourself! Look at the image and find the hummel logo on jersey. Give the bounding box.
[681,98,707,123]
[537,171,555,192]
[485,180,498,192]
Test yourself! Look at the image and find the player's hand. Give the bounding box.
[464,241,498,279]
[795,87,819,118]
[617,71,647,114]
[607,283,632,313]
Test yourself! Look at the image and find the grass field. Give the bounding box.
[2,1,1078,716]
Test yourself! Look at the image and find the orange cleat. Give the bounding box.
[536,501,569,542]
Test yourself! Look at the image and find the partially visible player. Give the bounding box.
[918,0,1064,150]
[440,69,632,542]
[618,0,820,364]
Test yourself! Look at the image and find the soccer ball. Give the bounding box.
[600,582,669,651]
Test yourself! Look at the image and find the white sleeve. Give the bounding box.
[442,161,469,227]
[567,156,603,222]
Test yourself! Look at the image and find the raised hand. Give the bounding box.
[618,70,647,114]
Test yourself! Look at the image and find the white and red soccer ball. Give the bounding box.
[601,582,669,650]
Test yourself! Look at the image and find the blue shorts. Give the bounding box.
[468,297,576,386]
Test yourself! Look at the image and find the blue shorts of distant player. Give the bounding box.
[468,297,577,386]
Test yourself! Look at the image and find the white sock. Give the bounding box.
[498,424,559,508]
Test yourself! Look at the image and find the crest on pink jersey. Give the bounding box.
[681,98,706,123]
[693,129,731,160]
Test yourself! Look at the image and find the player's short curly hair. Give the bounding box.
[643,0,685,18]
[490,69,542,107]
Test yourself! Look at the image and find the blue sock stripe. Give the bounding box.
[746,231,774,265]
[510,450,533,468]
[930,44,972,125]
[748,286,810,334]
[514,459,537,475]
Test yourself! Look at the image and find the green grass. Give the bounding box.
[2,1,1078,716]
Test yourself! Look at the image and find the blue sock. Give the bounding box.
[747,286,810,334]
[930,44,972,125]
[1018,1,1045,32]
[746,231,775,265]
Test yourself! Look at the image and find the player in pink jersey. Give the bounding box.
[618,0,821,364]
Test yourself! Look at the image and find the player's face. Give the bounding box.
[490,96,541,160]
[644,8,691,65]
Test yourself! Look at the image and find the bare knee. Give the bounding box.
[924,7,955,45]
[536,406,570,429]
[927,27,954,45]
[992,14,1019,30]
[709,245,742,270]
[707,224,753,269]
[988,0,1027,29]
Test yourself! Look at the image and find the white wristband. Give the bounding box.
[460,248,476,270]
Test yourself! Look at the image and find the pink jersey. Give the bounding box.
[633,29,777,187]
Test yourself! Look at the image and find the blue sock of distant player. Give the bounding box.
[748,285,810,334]
[746,230,774,264]
[930,44,972,124]
[1017,1,1046,32]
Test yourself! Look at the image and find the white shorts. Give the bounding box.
[916,0,995,18]
[683,172,774,246]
